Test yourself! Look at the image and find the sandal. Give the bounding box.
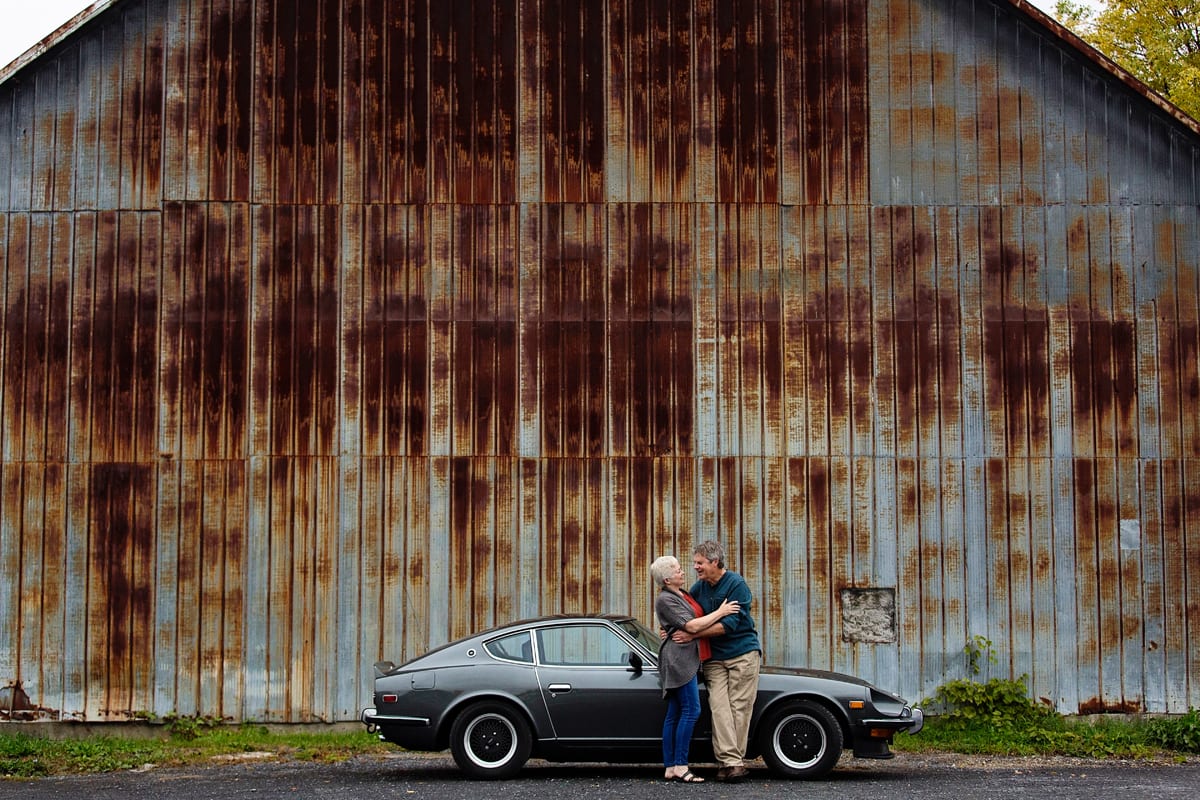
[678,771,705,783]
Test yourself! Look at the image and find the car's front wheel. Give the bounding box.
[449,701,532,779]
[758,699,844,778]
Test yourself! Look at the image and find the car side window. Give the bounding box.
[485,631,534,664]
[536,624,632,667]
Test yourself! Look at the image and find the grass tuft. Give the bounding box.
[0,724,391,778]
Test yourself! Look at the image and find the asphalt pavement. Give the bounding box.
[2,751,1198,799]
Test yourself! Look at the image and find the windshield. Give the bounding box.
[616,618,662,658]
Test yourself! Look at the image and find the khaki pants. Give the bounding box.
[702,649,761,767]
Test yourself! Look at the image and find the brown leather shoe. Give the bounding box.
[723,765,749,783]
[713,767,730,782]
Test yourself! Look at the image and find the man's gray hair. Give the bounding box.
[693,539,726,569]
[650,556,679,587]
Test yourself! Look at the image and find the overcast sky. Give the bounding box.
[0,0,97,72]
[0,0,1083,78]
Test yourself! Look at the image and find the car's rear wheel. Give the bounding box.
[758,699,843,778]
[449,701,532,780]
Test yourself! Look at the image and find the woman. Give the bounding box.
[651,554,740,783]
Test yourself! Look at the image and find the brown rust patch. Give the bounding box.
[1090,321,1115,455]
[807,457,829,537]
[135,216,162,459]
[758,1,779,202]
[893,206,915,321]
[1111,320,1137,454]
[450,457,497,633]
[806,321,830,439]
[913,222,935,320]
[89,212,118,460]
[894,321,917,435]
[916,315,939,440]
[88,463,155,697]
[405,323,429,456]
[899,458,918,531]
[937,323,962,441]
[3,215,30,453]
[850,323,873,431]
[1070,320,1094,427]
[1177,323,1200,455]
[1004,322,1027,453]
[1077,697,1144,715]
[1026,320,1050,451]
[600,205,694,458]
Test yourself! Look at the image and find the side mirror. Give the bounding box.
[627,651,643,674]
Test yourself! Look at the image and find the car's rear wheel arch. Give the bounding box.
[445,696,537,779]
[438,695,537,752]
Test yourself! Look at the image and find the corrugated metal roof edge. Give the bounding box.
[0,0,1196,139]
[0,0,116,87]
[1009,0,1200,138]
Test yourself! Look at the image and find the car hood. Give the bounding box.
[759,664,873,687]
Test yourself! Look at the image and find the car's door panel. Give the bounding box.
[534,623,663,741]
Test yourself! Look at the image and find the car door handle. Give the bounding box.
[547,683,572,694]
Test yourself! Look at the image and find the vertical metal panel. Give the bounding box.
[1165,459,1188,701]
[2,0,1200,723]
[50,58,78,210]
[23,214,50,463]
[7,82,34,211]
[0,94,10,208]
[0,467,19,702]
[2,213,28,461]
[118,2,146,209]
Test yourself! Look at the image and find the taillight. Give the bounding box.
[382,694,398,703]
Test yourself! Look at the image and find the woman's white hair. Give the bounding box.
[650,555,679,587]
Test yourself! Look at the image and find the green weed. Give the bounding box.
[896,635,1200,760]
[1145,708,1200,753]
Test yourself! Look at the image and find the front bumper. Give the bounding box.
[852,705,923,759]
[861,705,924,735]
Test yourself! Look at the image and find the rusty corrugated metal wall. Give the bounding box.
[1,0,1198,722]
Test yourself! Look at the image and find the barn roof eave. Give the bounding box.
[1010,0,1200,138]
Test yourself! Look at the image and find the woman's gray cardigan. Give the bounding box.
[655,588,702,698]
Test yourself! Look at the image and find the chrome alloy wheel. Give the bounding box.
[772,710,828,769]
[462,711,519,768]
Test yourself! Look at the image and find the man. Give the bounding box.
[680,539,761,783]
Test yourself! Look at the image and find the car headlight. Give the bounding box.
[869,688,906,715]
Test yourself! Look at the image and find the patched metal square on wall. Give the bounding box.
[840,588,896,643]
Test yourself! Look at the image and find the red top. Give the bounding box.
[682,591,711,661]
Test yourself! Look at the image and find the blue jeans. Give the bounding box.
[662,675,701,768]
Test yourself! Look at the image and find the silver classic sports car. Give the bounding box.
[361,614,923,780]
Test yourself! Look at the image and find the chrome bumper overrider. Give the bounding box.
[360,706,431,732]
